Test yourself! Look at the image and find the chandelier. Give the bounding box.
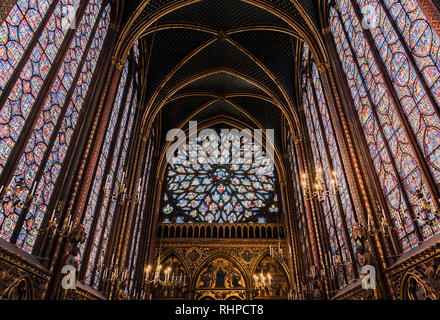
[144,255,186,288]
[301,167,340,201]
[103,172,141,206]
[253,272,272,291]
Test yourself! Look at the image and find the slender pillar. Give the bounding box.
[47,55,124,299]
[417,0,440,37]
[294,137,320,269]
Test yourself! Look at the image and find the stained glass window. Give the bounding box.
[162,129,280,224]
[286,134,313,275]
[91,81,137,290]
[329,0,440,251]
[79,61,131,286]
[127,137,154,295]
[0,0,81,175]
[77,43,141,289]
[0,1,111,252]
[299,43,361,286]
[0,0,53,94]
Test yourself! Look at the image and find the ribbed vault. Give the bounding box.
[112,0,328,148]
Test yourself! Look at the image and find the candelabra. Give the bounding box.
[103,172,142,206]
[144,260,187,289]
[287,289,299,300]
[253,272,272,292]
[365,193,440,240]
[101,262,130,299]
[364,209,393,238]
[102,264,129,284]
[0,177,37,210]
[37,201,67,236]
[415,189,440,226]
[302,167,339,202]
[269,242,287,259]
[309,265,322,280]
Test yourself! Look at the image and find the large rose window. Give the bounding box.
[162,130,280,223]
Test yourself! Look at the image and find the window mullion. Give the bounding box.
[0,0,90,188]
[32,5,112,257]
[326,24,403,255]
[9,3,107,246]
[92,79,137,289]
[0,0,58,104]
[348,0,440,234]
[377,0,440,128]
[334,6,423,242]
[308,68,359,279]
[127,141,152,295]
[303,81,349,285]
[79,70,134,282]
[113,103,143,271]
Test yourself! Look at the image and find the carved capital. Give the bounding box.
[316,61,330,73]
[293,135,303,144]
[109,23,120,32]
[322,27,331,35]
[111,56,126,70]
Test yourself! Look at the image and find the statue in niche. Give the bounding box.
[231,270,241,288]
[200,269,214,288]
[196,258,244,290]
[215,266,226,288]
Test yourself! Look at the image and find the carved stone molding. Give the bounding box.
[331,279,371,300]
[0,240,50,300]
[386,234,440,299]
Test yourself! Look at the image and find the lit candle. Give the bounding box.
[0,185,4,194]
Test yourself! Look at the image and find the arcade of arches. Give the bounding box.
[1,0,440,300]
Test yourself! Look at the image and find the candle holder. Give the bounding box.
[302,168,340,202]
[144,261,187,288]
[253,272,272,291]
[0,177,37,210]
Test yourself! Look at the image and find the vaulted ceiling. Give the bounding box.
[116,0,324,150]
